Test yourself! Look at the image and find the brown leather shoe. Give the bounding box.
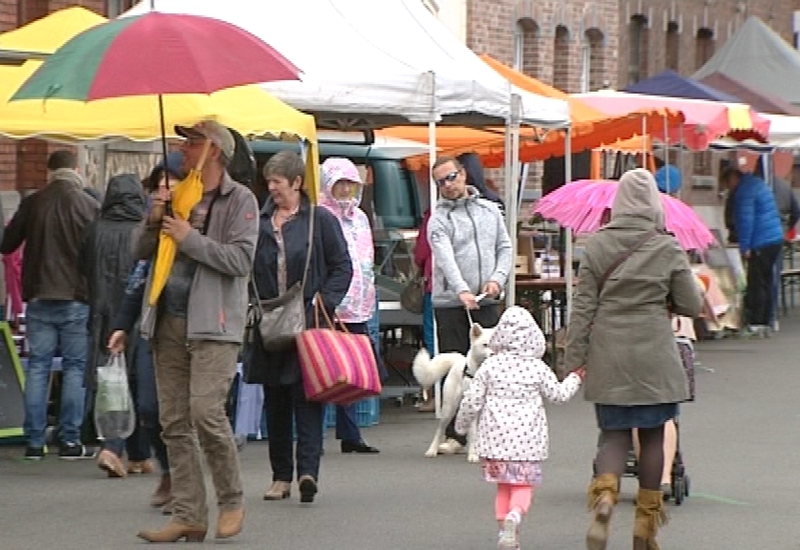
[97,449,127,478]
[150,474,172,508]
[263,480,291,500]
[136,521,207,543]
[128,459,156,474]
[215,506,244,539]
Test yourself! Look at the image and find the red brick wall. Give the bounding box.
[618,0,800,88]
[467,0,620,92]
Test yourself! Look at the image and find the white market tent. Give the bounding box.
[124,0,570,129]
[125,0,575,309]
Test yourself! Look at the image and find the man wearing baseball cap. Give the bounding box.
[134,119,258,543]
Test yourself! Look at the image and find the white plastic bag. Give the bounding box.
[94,353,136,440]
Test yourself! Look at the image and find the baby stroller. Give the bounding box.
[591,421,690,505]
[591,336,695,506]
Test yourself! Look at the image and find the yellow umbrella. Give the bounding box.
[148,142,208,306]
[0,7,320,197]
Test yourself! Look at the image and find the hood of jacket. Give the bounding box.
[319,157,363,220]
[488,305,546,359]
[457,152,503,205]
[610,168,665,230]
[48,167,85,190]
[101,173,144,222]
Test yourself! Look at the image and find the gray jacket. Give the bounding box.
[428,186,512,308]
[133,172,259,343]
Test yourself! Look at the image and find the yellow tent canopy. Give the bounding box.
[0,7,320,197]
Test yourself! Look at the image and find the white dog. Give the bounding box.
[412,323,494,463]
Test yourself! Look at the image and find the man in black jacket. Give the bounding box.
[0,150,99,460]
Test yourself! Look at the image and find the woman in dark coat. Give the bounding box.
[79,173,146,477]
[244,150,352,504]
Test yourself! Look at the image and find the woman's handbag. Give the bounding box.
[249,205,315,352]
[400,268,425,314]
[296,296,382,405]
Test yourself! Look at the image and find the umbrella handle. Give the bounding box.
[196,139,212,171]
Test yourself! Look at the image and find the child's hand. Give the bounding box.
[572,367,586,381]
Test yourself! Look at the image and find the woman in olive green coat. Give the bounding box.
[563,169,702,550]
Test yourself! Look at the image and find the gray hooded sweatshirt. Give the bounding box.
[428,186,512,308]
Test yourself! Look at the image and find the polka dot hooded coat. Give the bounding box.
[455,306,582,462]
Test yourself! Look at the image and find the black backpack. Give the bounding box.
[226,127,257,190]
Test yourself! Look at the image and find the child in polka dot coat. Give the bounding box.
[455,306,585,550]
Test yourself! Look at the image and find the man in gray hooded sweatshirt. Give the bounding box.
[428,155,512,454]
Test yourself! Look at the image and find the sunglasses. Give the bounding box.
[435,170,459,187]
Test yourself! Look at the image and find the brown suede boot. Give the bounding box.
[150,474,171,508]
[586,473,619,550]
[136,521,207,543]
[633,488,668,550]
[216,506,244,539]
[263,480,291,500]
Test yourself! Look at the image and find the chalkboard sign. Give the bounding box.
[0,322,25,439]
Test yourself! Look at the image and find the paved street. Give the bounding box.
[2,317,800,549]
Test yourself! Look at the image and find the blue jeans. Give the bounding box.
[335,404,361,442]
[422,292,434,354]
[24,300,89,448]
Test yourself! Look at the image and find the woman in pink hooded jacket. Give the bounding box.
[318,157,380,454]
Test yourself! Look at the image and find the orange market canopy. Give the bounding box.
[382,55,684,169]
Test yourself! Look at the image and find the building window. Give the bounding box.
[666,21,680,71]
[628,15,648,85]
[553,25,570,92]
[514,18,540,77]
[583,28,605,92]
[695,27,715,71]
[107,0,136,17]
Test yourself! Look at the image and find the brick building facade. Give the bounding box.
[466,0,800,95]
[464,0,800,204]
[0,0,134,194]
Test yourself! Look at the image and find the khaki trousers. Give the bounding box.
[153,314,243,526]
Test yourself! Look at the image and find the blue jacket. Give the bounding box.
[244,194,353,386]
[734,174,783,254]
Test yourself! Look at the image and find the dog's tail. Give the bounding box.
[412,348,453,388]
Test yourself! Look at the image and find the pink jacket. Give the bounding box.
[319,158,376,323]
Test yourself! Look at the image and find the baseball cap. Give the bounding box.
[175,120,235,159]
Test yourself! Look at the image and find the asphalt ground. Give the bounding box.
[2,316,800,549]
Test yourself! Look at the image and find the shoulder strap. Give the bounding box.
[597,230,657,292]
[300,204,315,291]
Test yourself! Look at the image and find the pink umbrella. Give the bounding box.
[533,179,716,251]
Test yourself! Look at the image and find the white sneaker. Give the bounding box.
[437,438,465,455]
[498,513,520,549]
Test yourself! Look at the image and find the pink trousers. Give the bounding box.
[495,483,533,520]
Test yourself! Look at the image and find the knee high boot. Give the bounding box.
[633,488,668,550]
[586,473,619,550]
